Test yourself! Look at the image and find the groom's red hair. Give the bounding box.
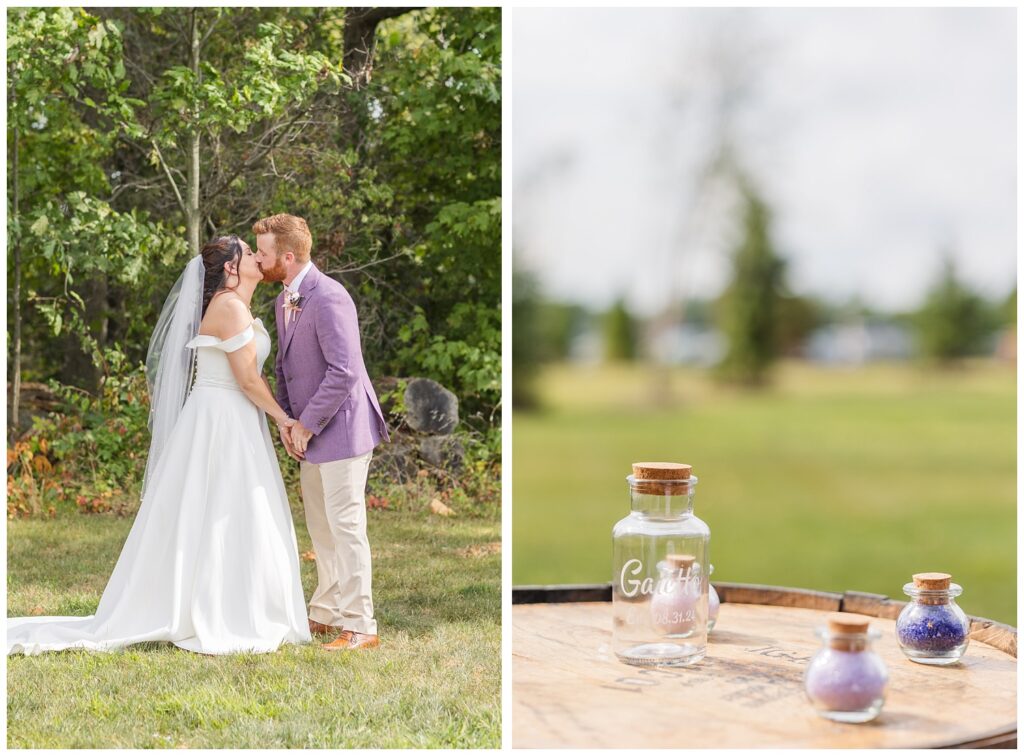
[253,213,313,263]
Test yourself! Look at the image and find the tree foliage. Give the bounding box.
[7,8,500,457]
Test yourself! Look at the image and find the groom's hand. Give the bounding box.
[289,421,314,454]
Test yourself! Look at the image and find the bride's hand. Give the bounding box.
[277,418,303,461]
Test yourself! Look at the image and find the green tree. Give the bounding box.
[537,301,587,363]
[100,8,350,254]
[915,254,997,362]
[512,265,541,409]
[776,294,822,357]
[288,7,502,428]
[604,297,638,362]
[715,182,785,386]
[7,8,183,426]
[1002,287,1016,327]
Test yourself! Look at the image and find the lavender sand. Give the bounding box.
[805,649,888,713]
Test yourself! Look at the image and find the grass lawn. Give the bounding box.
[7,477,500,748]
[513,360,1016,625]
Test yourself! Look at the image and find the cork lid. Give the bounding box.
[630,462,693,495]
[632,462,692,480]
[666,554,695,570]
[827,613,870,635]
[913,572,952,590]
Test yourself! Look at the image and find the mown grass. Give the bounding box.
[512,360,1016,625]
[7,477,500,748]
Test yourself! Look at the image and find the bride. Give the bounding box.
[7,235,312,655]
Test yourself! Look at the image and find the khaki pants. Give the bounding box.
[299,450,377,635]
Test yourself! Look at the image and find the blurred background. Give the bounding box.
[510,8,1015,624]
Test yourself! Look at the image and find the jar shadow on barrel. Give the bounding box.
[909,656,1013,673]
[705,630,776,646]
[867,709,948,732]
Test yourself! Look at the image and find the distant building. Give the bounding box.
[569,316,926,366]
[804,321,914,364]
[645,322,725,366]
[567,326,603,364]
[994,327,1016,362]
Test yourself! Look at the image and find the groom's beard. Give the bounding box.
[259,257,287,283]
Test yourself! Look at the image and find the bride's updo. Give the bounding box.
[200,235,243,316]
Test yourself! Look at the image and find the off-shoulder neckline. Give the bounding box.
[195,317,264,341]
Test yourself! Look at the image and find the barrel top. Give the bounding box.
[511,583,1016,749]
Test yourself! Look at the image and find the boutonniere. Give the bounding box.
[284,291,304,311]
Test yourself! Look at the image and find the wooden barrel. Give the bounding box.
[512,583,1016,748]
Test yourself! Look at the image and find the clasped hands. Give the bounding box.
[277,417,312,461]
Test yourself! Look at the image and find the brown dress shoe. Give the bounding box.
[322,630,380,652]
[308,618,341,636]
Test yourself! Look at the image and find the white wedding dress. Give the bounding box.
[7,318,312,656]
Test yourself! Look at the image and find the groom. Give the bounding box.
[253,213,390,652]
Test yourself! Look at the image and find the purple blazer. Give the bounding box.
[274,264,389,464]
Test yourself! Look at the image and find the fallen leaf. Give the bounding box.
[30,606,44,616]
[429,498,455,517]
[300,550,317,562]
[366,495,389,510]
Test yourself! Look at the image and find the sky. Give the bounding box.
[509,7,1016,316]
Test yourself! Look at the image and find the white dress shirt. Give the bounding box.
[284,259,313,295]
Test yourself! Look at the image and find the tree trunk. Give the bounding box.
[11,114,22,437]
[186,8,202,255]
[343,7,421,89]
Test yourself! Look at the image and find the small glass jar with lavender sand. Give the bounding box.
[649,553,701,637]
[895,572,970,666]
[804,614,888,724]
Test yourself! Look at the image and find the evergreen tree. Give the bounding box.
[512,265,541,409]
[715,181,785,385]
[604,297,637,362]
[915,255,997,362]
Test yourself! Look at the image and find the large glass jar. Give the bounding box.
[895,572,970,666]
[612,462,710,667]
[804,613,888,723]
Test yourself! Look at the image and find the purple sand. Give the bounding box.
[897,604,967,653]
[709,585,720,622]
[805,649,888,712]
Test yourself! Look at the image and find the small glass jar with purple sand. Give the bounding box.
[708,563,720,631]
[896,572,970,666]
[804,613,888,724]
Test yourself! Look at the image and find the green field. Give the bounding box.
[513,360,1016,625]
[8,485,500,748]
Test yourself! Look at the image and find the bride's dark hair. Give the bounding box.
[200,235,243,317]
